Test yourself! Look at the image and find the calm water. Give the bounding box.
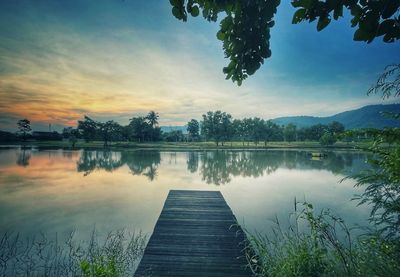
[0,147,371,240]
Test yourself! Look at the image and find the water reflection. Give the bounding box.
[77,150,161,180]
[0,148,371,242]
[16,149,31,167]
[74,150,368,185]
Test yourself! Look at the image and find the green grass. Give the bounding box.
[245,202,400,277]
[5,139,370,151]
[0,229,146,276]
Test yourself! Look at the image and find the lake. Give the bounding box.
[0,147,371,241]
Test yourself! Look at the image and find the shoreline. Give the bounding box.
[0,140,370,152]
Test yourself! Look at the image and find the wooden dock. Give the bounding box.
[135,190,251,276]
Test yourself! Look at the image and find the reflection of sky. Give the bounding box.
[0,148,370,241]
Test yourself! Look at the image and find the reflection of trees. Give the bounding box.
[195,150,368,185]
[187,152,199,173]
[121,151,160,181]
[199,151,281,185]
[77,151,124,176]
[16,149,31,167]
[76,150,161,180]
[74,150,368,185]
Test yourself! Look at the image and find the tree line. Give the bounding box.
[4,111,349,146]
[75,111,162,146]
[198,111,345,146]
[74,110,345,146]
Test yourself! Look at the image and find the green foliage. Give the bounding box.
[283,123,297,142]
[169,0,280,85]
[346,126,400,238]
[169,0,399,84]
[345,65,400,239]
[78,116,98,142]
[367,64,400,99]
[319,131,337,146]
[201,111,233,146]
[98,120,123,147]
[80,257,120,277]
[146,111,159,128]
[0,229,146,276]
[292,0,400,43]
[187,119,200,140]
[246,202,400,277]
[163,130,185,142]
[69,132,78,148]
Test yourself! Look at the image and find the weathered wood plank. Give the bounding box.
[134,190,251,277]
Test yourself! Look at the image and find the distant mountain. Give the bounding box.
[272,104,400,129]
[160,125,188,134]
[159,104,400,132]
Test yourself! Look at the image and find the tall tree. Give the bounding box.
[146,111,159,128]
[17,119,31,142]
[78,116,97,142]
[232,119,245,146]
[201,111,232,146]
[129,116,149,142]
[320,131,337,146]
[261,120,276,146]
[251,117,265,145]
[187,119,200,141]
[146,111,160,141]
[97,120,121,147]
[283,123,297,142]
[328,121,345,135]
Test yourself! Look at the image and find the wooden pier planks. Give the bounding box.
[134,190,251,277]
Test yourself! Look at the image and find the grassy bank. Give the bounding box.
[0,230,146,276]
[246,202,400,277]
[2,140,370,151]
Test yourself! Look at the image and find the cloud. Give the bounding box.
[0,0,394,132]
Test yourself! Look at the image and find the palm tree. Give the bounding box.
[146,111,159,127]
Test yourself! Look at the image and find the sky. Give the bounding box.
[0,0,399,132]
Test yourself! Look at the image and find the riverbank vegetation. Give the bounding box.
[1,109,382,149]
[246,202,400,276]
[0,230,146,276]
[246,65,400,276]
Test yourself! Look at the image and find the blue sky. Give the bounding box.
[0,0,398,131]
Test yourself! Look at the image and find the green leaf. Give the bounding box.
[216,30,225,40]
[292,0,314,9]
[292,8,306,24]
[382,0,399,19]
[354,28,369,41]
[333,5,343,20]
[377,20,396,36]
[169,0,179,6]
[190,6,199,17]
[317,16,331,31]
[172,6,182,19]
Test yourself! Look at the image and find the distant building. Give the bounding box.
[32,131,63,141]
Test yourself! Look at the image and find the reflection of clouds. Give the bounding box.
[0,148,371,242]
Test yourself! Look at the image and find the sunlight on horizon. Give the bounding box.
[0,0,398,132]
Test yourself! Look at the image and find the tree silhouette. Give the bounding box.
[17,119,31,142]
[146,111,159,128]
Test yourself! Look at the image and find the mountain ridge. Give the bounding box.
[271,104,400,129]
[160,104,400,131]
